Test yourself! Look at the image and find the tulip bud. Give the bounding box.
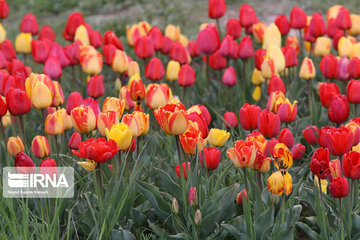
[178,64,195,87]
[236,189,248,205]
[15,33,32,54]
[291,143,305,160]
[134,36,154,59]
[172,198,179,215]
[328,95,349,124]
[278,128,294,148]
[290,7,307,29]
[74,25,89,45]
[188,187,198,207]
[196,25,220,55]
[15,152,35,174]
[226,18,242,39]
[129,74,146,102]
[329,176,349,198]
[165,24,181,42]
[194,209,202,226]
[7,136,25,157]
[238,36,254,59]
[68,132,81,150]
[166,60,181,82]
[239,4,257,28]
[299,57,316,80]
[31,136,51,159]
[223,112,238,128]
[145,57,165,81]
[170,42,189,65]
[175,162,191,180]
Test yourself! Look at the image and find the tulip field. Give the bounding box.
[2,0,360,239]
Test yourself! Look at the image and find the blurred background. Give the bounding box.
[5,0,360,44]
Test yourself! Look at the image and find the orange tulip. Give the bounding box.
[180,121,203,155]
[70,106,96,134]
[7,136,25,156]
[154,102,188,135]
[129,73,146,102]
[31,135,51,158]
[122,111,150,137]
[97,111,119,136]
[102,97,125,119]
[145,83,171,110]
[79,45,103,75]
[227,140,256,168]
[45,111,65,135]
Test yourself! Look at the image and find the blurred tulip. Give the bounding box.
[31,40,50,64]
[44,56,62,80]
[236,189,248,205]
[20,13,38,35]
[239,4,257,28]
[0,0,9,19]
[291,143,305,160]
[169,42,189,64]
[302,126,319,146]
[200,147,221,170]
[238,36,254,59]
[336,7,352,30]
[166,60,181,82]
[63,12,85,41]
[347,80,360,104]
[79,45,103,75]
[57,109,73,130]
[308,13,326,38]
[15,33,32,54]
[122,111,149,137]
[187,105,211,126]
[15,152,35,173]
[0,96,6,117]
[337,57,350,81]
[7,136,24,157]
[97,111,119,137]
[251,68,265,85]
[285,36,300,54]
[30,80,53,109]
[348,57,360,79]
[254,48,267,70]
[209,50,227,70]
[268,76,285,95]
[313,37,331,56]
[103,30,123,50]
[119,86,135,110]
[310,147,330,179]
[66,91,83,115]
[105,123,133,150]
[299,57,316,80]
[145,57,165,81]
[277,99,297,123]
[329,176,349,198]
[160,36,173,54]
[328,95,349,124]
[68,132,81,150]
[226,18,241,39]
[275,14,290,36]
[5,88,31,116]
[102,44,117,66]
[262,24,281,49]
[129,74,146,102]
[148,26,162,51]
[278,128,294,148]
[196,25,220,55]
[45,111,64,135]
[145,83,171,110]
[134,36,154,59]
[71,106,96,134]
[223,112,238,128]
[329,159,341,178]
[179,121,203,155]
[0,22,5,44]
[164,24,180,42]
[222,66,237,87]
[342,151,360,179]
[348,14,360,36]
[338,36,353,57]
[102,97,125,119]
[112,49,129,74]
[126,23,147,47]
[320,54,338,79]
[126,61,140,78]
[31,135,50,159]
[0,39,16,61]
[87,74,104,99]
[289,7,307,29]
[74,25,89,45]
[261,56,277,79]
[89,30,102,48]
[208,0,226,19]
[188,187,198,207]
[282,47,298,68]
[64,40,82,66]
[219,35,235,58]
[175,162,190,180]
[178,64,196,87]
[239,103,261,131]
[318,82,340,108]
[186,40,200,58]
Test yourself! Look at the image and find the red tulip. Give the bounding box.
[238,36,254,59]
[187,112,209,138]
[347,80,360,104]
[187,41,200,58]
[178,64,195,87]
[329,176,349,198]
[64,40,82,66]
[196,25,220,55]
[302,126,319,145]
[170,42,188,64]
[327,126,353,156]
[310,147,330,179]
[222,66,237,87]
[134,36,154,59]
[15,152,35,174]
[289,7,307,29]
[44,56,62,80]
[219,35,235,58]
[0,96,6,117]
[254,49,266,70]
[327,18,342,39]
[333,31,344,50]
[87,74,104,99]
[0,40,17,61]
[239,103,261,131]
[48,42,70,68]
[63,12,85,41]
[223,112,238,128]
[103,30,123,50]
[226,18,242,39]
[275,14,290,36]
[200,147,221,170]
[268,76,285,95]
[239,4,257,28]
[73,138,119,163]
[89,31,103,48]
[236,189,248,205]
[31,40,50,64]
[265,138,279,156]
[291,143,305,160]
[208,0,226,19]
[39,25,55,42]
[320,54,338,79]
[348,57,360,79]
[188,187,198,207]
[160,36,173,55]
[278,128,294,148]
[308,13,326,38]
[328,95,349,124]
[148,26,163,51]
[175,162,190,180]
[282,47,298,68]
[68,132,81,150]
[20,13,38,35]
[319,82,340,108]
[277,100,297,123]
[342,151,360,179]
[209,50,227,70]
[66,91,84,115]
[5,87,31,116]
[336,7,352,30]
[0,0,9,19]
[318,126,335,148]
[145,57,165,81]
[83,97,100,117]
[102,44,117,66]
[258,110,280,138]
[188,104,211,126]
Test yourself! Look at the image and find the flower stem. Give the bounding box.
[256,171,262,190]
[216,18,222,40]
[318,176,323,202]
[95,164,104,206]
[339,198,344,240]
[54,135,60,166]
[136,137,140,158]
[242,168,249,192]
[307,80,312,120]
[348,179,353,238]
[175,135,188,214]
[355,104,358,118]
[18,115,26,148]
[206,56,210,88]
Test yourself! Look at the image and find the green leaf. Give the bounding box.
[254,206,274,240]
[109,229,135,240]
[295,222,321,239]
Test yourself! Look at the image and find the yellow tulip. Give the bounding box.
[299,57,316,80]
[0,22,6,44]
[112,49,129,74]
[77,160,97,171]
[266,44,285,72]
[262,23,281,49]
[7,136,25,157]
[128,61,140,77]
[261,56,278,79]
[166,60,181,81]
[338,36,354,58]
[252,85,261,101]
[314,175,328,194]
[31,81,52,109]
[351,43,360,59]
[179,34,188,47]
[105,123,133,150]
[74,25,89,45]
[15,33,32,54]
[165,24,181,42]
[313,37,331,56]
[267,171,292,196]
[252,69,265,85]
[207,128,230,147]
[348,14,360,36]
